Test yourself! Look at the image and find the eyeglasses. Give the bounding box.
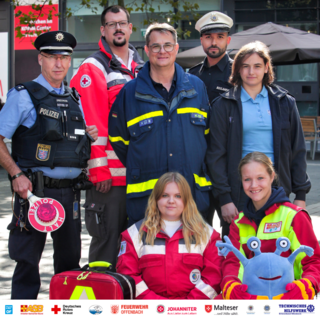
[149,43,176,53]
[105,20,129,29]
[40,53,71,61]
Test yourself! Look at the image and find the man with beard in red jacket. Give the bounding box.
[71,5,144,270]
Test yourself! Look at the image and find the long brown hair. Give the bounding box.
[139,172,209,252]
[229,41,274,87]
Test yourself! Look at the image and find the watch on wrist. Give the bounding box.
[11,172,25,180]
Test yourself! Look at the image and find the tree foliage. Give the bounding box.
[13,0,202,40]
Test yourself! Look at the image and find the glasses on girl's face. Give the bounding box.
[149,43,176,53]
[105,20,129,29]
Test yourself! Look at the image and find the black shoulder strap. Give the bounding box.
[21,81,50,100]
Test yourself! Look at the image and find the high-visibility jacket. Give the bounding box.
[116,219,223,299]
[221,202,320,293]
[109,62,212,221]
[70,37,144,185]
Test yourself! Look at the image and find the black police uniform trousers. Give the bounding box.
[8,187,81,299]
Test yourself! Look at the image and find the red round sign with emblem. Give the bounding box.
[28,195,65,233]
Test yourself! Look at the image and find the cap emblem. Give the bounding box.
[55,32,64,42]
[211,14,218,22]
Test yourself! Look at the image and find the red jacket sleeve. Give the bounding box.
[220,219,243,290]
[187,229,224,299]
[70,61,111,184]
[290,211,320,292]
[116,230,168,300]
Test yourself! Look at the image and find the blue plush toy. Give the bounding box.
[216,236,314,299]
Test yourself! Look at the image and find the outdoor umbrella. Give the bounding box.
[176,22,320,68]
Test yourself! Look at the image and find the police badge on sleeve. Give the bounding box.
[36,143,51,161]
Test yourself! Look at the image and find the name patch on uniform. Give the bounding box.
[75,129,85,135]
[191,113,204,119]
[57,103,69,108]
[216,86,229,92]
[39,108,60,119]
[190,269,201,284]
[118,241,127,257]
[264,222,282,233]
[68,135,77,140]
[36,144,51,161]
[139,118,153,127]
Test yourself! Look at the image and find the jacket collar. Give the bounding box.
[98,37,144,71]
[199,53,231,73]
[135,61,194,98]
[221,83,288,101]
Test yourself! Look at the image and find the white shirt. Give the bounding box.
[162,219,182,238]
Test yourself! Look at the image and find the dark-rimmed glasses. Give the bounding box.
[148,43,176,53]
[105,20,129,29]
[40,53,71,61]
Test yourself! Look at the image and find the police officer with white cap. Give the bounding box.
[189,12,233,233]
[189,11,233,103]
[0,31,98,299]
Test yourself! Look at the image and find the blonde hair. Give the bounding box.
[145,23,177,46]
[139,172,209,252]
[238,152,278,182]
[229,41,274,87]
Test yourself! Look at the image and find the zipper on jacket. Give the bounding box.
[64,110,68,138]
[61,112,65,137]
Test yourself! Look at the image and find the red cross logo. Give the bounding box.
[51,305,61,314]
[80,75,91,88]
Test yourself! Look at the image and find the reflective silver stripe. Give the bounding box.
[136,281,148,297]
[109,168,126,176]
[88,157,108,169]
[117,274,134,299]
[195,280,217,299]
[106,71,128,84]
[40,46,73,52]
[127,224,144,258]
[178,224,214,255]
[106,150,119,160]
[140,245,166,257]
[92,136,108,146]
[73,58,108,83]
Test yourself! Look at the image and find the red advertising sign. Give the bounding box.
[14,4,59,50]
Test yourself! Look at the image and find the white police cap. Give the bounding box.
[195,11,233,35]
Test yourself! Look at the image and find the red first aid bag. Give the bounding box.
[49,261,135,299]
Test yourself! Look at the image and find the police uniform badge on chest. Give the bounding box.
[36,144,51,161]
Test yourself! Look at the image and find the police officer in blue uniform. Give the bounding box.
[0,31,98,299]
[189,12,234,232]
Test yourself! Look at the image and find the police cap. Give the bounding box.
[195,11,233,35]
[34,31,77,55]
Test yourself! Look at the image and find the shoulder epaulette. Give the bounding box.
[15,84,26,91]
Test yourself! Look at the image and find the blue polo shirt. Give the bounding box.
[241,86,274,163]
[0,74,84,179]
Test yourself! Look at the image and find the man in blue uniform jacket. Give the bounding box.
[0,31,97,299]
[109,23,212,226]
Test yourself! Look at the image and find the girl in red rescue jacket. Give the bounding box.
[116,172,223,299]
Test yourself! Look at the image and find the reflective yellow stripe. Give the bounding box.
[205,128,210,135]
[294,280,309,299]
[109,135,129,145]
[127,111,163,127]
[127,179,158,194]
[177,108,207,118]
[70,286,96,300]
[193,174,212,187]
[226,282,241,300]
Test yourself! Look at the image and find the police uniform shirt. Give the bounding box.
[0,74,85,179]
[189,53,233,103]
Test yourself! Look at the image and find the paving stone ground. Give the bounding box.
[0,150,319,299]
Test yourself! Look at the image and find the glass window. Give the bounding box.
[296,101,318,116]
[235,1,275,9]
[277,9,316,22]
[235,10,275,23]
[276,0,317,8]
[276,64,318,82]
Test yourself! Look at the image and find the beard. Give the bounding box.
[113,30,126,47]
[204,44,227,59]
